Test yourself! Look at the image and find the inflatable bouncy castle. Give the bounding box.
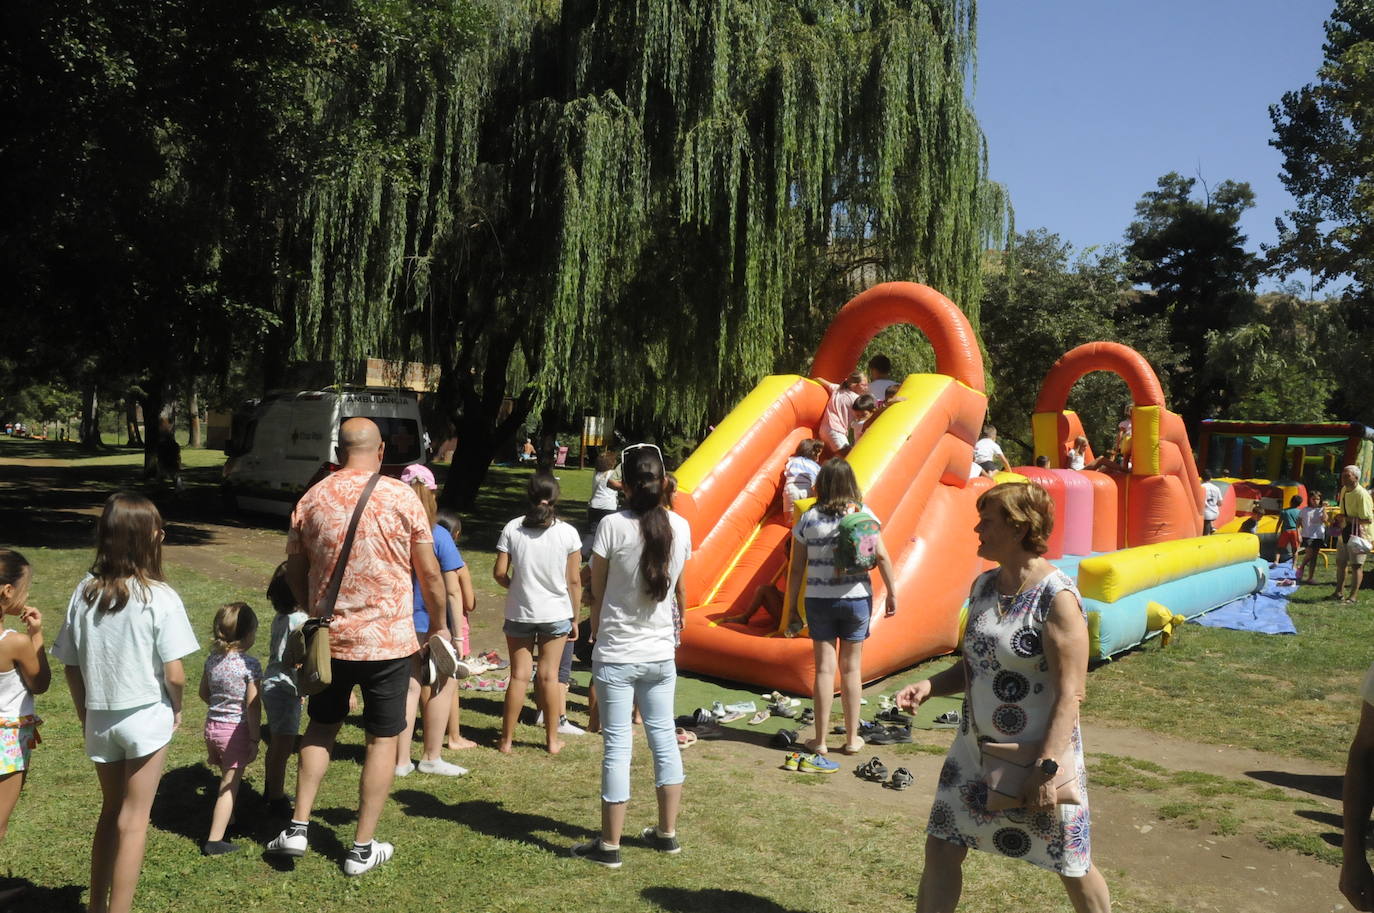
[672,284,1264,694]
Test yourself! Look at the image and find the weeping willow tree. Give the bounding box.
[261,0,1007,505]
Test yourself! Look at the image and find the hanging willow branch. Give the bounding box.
[272,0,1007,435]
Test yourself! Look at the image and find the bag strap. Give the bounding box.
[318,473,382,618]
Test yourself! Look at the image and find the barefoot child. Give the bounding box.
[0,549,50,843]
[493,473,582,754]
[435,509,478,751]
[199,603,262,855]
[262,566,307,818]
[52,492,199,913]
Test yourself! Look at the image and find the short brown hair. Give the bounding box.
[815,459,864,517]
[976,482,1054,555]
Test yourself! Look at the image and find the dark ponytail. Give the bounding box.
[523,473,560,528]
[623,447,673,602]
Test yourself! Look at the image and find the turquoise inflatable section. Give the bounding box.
[1083,558,1267,660]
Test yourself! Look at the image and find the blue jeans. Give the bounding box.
[593,659,684,803]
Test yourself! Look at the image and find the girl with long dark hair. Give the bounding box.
[573,445,691,868]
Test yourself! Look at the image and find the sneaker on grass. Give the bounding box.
[417,757,468,776]
[558,716,587,735]
[640,827,682,854]
[343,840,394,876]
[266,823,309,858]
[571,839,622,868]
[395,762,415,778]
[797,753,840,774]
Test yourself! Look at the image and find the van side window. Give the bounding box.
[341,416,421,464]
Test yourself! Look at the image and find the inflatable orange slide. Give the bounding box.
[673,283,992,695]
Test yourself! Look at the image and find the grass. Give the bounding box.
[0,437,1356,911]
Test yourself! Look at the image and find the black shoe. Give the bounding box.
[876,707,912,725]
[201,840,242,856]
[640,827,682,854]
[571,839,622,868]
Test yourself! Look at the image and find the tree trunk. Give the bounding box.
[139,380,166,478]
[79,382,102,449]
[436,330,534,510]
[188,385,201,449]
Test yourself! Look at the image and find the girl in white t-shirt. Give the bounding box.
[52,493,199,913]
[573,444,691,868]
[493,474,583,755]
[1066,435,1089,470]
[782,439,824,522]
[588,451,622,532]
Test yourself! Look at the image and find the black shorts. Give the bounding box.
[307,655,413,737]
[1302,537,1325,549]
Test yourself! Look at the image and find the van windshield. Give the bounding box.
[342,416,422,464]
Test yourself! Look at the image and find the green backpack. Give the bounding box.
[834,505,881,576]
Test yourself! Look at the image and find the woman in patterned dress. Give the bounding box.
[896,482,1111,912]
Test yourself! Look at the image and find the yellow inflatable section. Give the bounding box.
[1078,534,1258,603]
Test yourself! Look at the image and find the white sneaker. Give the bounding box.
[558,717,587,736]
[343,840,394,876]
[266,826,308,858]
[417,757,468,777]
[428,635,459,678]
[395,762,415,778]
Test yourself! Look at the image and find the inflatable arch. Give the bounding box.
[1030,342,1204,547]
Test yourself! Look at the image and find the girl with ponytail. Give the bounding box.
[573,445,691,868]
[493,473,583,754]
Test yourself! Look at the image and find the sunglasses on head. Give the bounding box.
[622,442,663,462]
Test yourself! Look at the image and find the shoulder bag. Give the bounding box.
[288,473,382,696]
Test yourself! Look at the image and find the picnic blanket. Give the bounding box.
[1189,560,1298,635]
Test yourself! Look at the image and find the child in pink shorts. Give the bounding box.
[199,602,261,856]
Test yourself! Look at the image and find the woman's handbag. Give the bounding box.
[979,739,1083,811]
[286,473,382,696]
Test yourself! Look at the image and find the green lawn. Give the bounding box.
[3,438,1367,911]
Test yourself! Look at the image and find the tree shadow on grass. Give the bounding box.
[641,887,810,913]
[393,793,587,857]
[0,877,85,912]
[1247,769,1342,801]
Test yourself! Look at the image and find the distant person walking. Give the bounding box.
[267,418,451,876]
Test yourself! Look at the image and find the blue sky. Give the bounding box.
[972,0,1333,289]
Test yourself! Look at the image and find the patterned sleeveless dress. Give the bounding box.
[925,568,1093,877]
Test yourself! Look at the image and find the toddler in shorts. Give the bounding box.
[262,564,307,818]
[199,602,262,855]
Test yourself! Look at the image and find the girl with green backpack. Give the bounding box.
[786,459,897,757]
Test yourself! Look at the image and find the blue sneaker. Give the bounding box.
[797,753,840,774]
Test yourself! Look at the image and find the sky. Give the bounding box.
[972,0,1334,290]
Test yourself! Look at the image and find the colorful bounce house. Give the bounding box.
[671,282,1266,695]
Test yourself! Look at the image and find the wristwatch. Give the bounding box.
[1037,758,1059,777]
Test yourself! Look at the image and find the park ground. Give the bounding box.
[1,436,1370,912]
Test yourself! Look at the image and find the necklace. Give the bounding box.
[995,566,1041,610]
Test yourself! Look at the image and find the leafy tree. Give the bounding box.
[1124,173,1262,429]
[1270,0,1374,297]
[1269,1,1374,421]
[981,229,1181,460]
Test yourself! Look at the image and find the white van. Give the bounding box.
[223,387,426,515]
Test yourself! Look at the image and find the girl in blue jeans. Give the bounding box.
[786,459,897,755]
[574,444,692,868]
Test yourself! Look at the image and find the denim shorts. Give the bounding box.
[503,618,573,640]
[805,596,872,643]
[262,678,302,736]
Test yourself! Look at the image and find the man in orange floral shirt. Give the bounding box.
[268,418,450,875]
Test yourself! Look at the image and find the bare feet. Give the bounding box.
[546,740,563,755]
[447,737,478,750]
[497,741,513,755]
